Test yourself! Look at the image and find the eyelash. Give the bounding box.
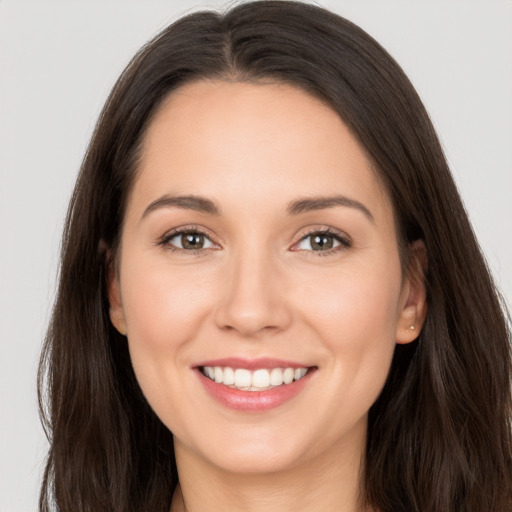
[157,226,351,256]
[292,227,352,256]
[157,225,218,255]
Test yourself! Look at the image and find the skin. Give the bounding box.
[109,80,427,512]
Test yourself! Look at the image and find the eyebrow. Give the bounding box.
[141,193,374,222]
[286,195,374,222]
[141,194,220,220]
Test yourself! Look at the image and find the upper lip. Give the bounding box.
[194,357,313,370]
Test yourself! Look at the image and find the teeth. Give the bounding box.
[223,367,235,385]
[294,368,304,380]
[234,369,252,388]
[283,367,294,384]
[252,369,270,388]
[270,367,284,386]
[202,366,309,390]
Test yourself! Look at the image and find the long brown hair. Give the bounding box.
[38,1,512,511]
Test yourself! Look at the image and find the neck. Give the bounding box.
[171,426,372,512]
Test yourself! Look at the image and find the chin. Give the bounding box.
[205,442,309,475]
[177,416,363,477]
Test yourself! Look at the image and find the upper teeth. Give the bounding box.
[202,366,308,390]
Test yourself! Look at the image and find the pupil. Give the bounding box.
[312,234,333,251]
[182,233,204,249]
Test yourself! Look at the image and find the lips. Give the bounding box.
[194,358,316,411]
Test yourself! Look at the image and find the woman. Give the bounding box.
[38,1,512,511]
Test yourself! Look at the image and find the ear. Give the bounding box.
[395,240,428,344]
[106,249,127,336]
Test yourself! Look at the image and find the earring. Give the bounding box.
[408,325,415,331]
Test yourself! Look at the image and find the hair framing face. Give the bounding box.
[38,2,512,511]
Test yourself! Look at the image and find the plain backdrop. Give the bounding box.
[0,1,511,510]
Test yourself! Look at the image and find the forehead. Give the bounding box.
[129,80,392,223]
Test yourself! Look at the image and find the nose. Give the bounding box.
[213,250,293,338]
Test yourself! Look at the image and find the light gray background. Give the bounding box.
[1,1,511,510]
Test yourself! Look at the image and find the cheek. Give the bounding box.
[297,261,402,388]
[119,257,215,380]
[118,257,222,434]
[301,263,401,335]
[295,264,402,441]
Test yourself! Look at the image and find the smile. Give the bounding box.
[196,359,316,412]
[201,366,309,391]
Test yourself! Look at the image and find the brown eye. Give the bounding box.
[181,233,205,249]
[310,234,334,251]
[165,231,215,251]
[294,230,349,253]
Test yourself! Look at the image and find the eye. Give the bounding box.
[293,229,350,253]
[160,229,218,251]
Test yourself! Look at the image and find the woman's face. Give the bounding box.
[109,80,423,475]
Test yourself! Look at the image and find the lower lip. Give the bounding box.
[197,369,314,412]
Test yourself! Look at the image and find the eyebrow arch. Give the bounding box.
[141,194,220,220]
[287,195,374,222]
